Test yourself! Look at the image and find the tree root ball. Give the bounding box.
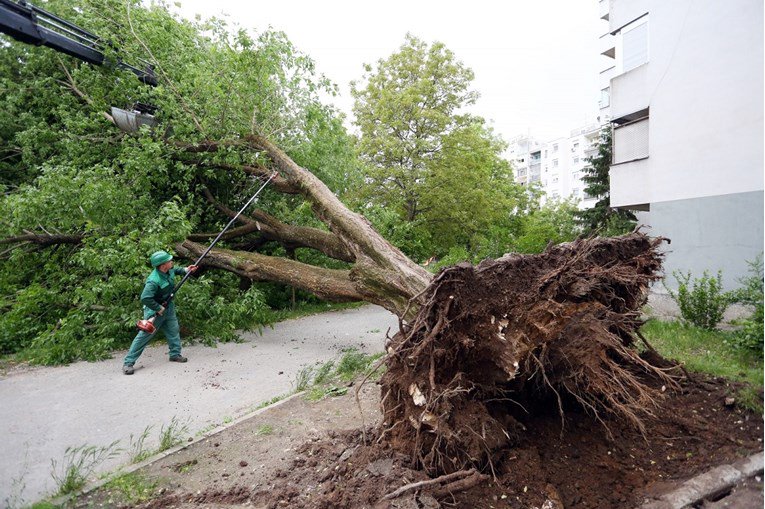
[379,232,682,475]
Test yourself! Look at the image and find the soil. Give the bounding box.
[75,375,762,509]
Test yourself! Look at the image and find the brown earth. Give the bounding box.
[75,375,762,509]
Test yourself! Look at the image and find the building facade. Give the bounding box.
[603,0,764,289]
[508,124,601,209]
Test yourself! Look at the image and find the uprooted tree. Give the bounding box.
[0,0,681,482]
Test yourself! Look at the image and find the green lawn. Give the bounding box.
[640,319,763,411]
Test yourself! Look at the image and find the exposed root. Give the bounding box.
[379,232,683,475]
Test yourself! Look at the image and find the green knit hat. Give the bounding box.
[150,250,173,267]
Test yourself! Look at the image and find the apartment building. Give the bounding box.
[603,0,763,289]
[508,124,600,208]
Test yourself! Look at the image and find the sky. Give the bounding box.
[176,1,605,143]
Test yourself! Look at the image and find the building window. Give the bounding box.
[622,18,649,73]
[573,157,580,164]
[613,116,649,164]
[572,143,579,151]
[553,144,558,152]
[573,188,580,196]
[552,159,559,167]
[552,176,559,183]
[518,168,527,177]
[600,87,610,108]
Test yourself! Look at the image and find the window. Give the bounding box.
[552,176,559,184]
[518,168,527,177]
[600,87,610,108]
[572,142,579,151]
[613,116,649,163]
[573,188,580,196]
[552,159,559,167]
[622,18,648,72]
[553,144,559,152]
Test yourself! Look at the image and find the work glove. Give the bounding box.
[187,265,199,274]
[156,305,165,316]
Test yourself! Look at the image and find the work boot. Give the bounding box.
[169,355,188,363]
[122,363,134,375]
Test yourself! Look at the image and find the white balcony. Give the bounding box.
[599,32,615,58]
[610,63,649,121]
[610,158,650,209]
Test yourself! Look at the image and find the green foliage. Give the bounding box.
[351,35,526,258]
[157,417,189,452]
[728,255,764,351]
[50,441,121,496]
[666,270,730,330]
[128,426,154,464]
[254,424,275,436]
[640,319,763,412]
[508,199,582,254]
[575,127,637,235]
[103,472,158,505]
[0,0,356,364]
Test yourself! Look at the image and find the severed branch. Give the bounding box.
[191,160,298,194]
[177,240,364,303]
[201,187,355,262]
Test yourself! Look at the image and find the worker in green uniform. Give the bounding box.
[123,250,198,375]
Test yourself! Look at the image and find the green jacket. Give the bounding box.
[140,267,188,312]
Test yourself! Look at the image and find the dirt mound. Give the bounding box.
[128,376,761,509]
[380,232,679,476]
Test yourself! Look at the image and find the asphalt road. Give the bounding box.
[0,305,397,506]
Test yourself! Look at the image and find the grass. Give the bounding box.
[128,426,153,464]
[254,424,275,436]
[255,394,288,410]
[641,319,763,411]
[158,417,189,453]
[102,472,158,505]
[299,349,385,402]
[50,441,121,496]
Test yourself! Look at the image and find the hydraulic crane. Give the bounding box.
[0,0,157,85]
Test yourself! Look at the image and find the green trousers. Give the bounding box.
[124,303,182,365]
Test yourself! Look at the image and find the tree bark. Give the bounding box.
[174,134,433,319]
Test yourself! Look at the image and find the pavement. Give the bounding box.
[0,304,397,506]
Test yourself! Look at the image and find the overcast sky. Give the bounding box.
[177,1,605,142]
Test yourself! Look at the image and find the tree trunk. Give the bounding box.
[176,134,433,319]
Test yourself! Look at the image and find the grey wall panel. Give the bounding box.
[647,191,763,291]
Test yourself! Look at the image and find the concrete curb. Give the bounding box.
[640,451,764,509]
[48,391,305,507]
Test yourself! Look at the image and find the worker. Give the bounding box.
[123,250,198,375]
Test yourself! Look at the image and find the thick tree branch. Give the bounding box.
[177,241,364,303]
[201,187,355,263]
[246,134,432,317]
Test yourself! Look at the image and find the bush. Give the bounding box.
[729,255,764,351]
[665,270,729,330]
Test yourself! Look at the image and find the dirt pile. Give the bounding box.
[380,232,680,476]
[251,378,762,509]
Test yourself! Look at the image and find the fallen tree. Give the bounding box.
[174,135,681,480]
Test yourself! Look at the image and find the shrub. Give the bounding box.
[665,270,729,330]
[729,255,764,351]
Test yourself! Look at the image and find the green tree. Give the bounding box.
[351,34,522,258]
[575,127,636,235]
[0,0,370,362]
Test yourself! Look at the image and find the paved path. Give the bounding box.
[0,305,397,506]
